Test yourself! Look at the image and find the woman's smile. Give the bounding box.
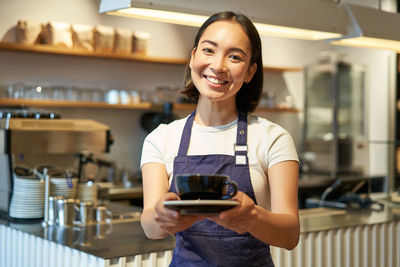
[204,75,229,86]
[189,20,256,105]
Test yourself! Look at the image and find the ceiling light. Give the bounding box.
[99,0,346,40]
[331,4,400,52]
[106,7,207,27]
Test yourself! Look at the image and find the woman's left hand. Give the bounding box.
[207,191,258,234]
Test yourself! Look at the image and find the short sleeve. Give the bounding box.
[267,128,299,168]
[140,125,166,168]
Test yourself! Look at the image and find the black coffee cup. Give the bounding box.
[175,174,238,200]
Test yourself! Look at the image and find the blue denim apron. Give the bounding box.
[169,111,274,267]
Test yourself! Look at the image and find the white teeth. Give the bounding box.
[206,76,225,84]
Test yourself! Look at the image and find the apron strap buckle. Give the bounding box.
[234,144,247,151]
[234,143,248,165]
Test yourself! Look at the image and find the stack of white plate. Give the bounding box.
[77,182,98,204]
[9,176,45,219]
[51,177,78,198]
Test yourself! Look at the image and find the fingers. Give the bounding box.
[154,191,259,235]
[208,191,257,234]
[159,214,205,235]
[158,215,199,234]
[164,192,180,201]
[155,194,179,217]
[219,192,252,218]
[154,193,205,234]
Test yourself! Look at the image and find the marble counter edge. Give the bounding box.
[1,201,400,259]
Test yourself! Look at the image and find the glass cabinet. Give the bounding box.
[301,56,368,177]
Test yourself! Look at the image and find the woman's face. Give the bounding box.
[189,20,257,105]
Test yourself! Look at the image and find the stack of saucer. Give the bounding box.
[77,182,98,204]
[51,177,78,198]
[9,176,45,219]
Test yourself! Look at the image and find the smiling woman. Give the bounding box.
[140,11,299,267]
[187,20,257,119]
[182,12,263,117]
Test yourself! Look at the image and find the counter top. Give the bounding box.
[299,202,400,232]
[0,201,175,260]
[1,200,399,260]
[0,217,175,260]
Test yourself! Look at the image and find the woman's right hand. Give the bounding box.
[154,192,205,235]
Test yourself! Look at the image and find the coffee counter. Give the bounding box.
[1,200,400,267]
[0,201,175,267]
[0,217,175,266]
[272,200,400,267]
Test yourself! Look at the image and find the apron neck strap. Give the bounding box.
[236,111,247,146]
[177,111,248,157]
[177,111,195,156]
[234,112,248,165]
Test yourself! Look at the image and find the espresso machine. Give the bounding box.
[0,108,113,217]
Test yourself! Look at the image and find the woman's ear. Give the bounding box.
[189,48,197,69]
[245,63,257,83]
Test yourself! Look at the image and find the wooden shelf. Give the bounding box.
[0,42,302,71]
[263,66,302,72]
[157,103,299,112]
[257,106,300,112]
[0,43,302,113]
[0,98,299,113]
[0,98,152,110]
[0,42,188,65]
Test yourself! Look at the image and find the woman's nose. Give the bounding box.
[210,55,226,71]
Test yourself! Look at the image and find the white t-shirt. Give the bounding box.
[140,113,299,210]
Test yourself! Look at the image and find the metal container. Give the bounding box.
[56,198,76,227]
[79,201,94,225]
[95,205,112,223]
[48,196,58,225]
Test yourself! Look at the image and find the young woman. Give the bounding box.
[140,11,299,266]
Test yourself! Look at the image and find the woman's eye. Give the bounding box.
[229,54,243,61]
[202,48,214,54]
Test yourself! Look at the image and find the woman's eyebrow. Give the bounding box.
[200,39,248,56]
[229,47,247,57]
[200,39,217,47]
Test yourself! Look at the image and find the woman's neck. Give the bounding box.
[195,97,238,126]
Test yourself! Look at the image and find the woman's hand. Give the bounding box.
[207,191,258,234]
[154,192,205,235]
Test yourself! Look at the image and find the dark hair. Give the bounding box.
[181,11,263,113]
